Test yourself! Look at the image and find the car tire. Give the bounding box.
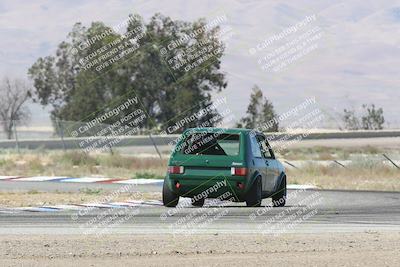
[272,175,286,207]
[162,181,179,207]
[246,177,262,207]
[191,197,205,207]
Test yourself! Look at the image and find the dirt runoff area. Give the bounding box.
[1,232,399,266]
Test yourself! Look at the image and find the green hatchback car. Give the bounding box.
[162,128,287,207]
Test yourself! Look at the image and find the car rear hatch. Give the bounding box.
[170,131,246,181]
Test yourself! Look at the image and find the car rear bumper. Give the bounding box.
[165,174,249,201]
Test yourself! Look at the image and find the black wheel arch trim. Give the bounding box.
[274,172,286,192]
[249,170,262,188]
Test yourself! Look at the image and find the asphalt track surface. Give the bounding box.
[1,181,400,235]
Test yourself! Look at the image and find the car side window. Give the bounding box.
[256,135,274,159]
[250,135,262,158]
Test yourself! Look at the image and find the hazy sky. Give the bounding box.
[1,0,399,128]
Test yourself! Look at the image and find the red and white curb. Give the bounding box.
[0,176,163,184]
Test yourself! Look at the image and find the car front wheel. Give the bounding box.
[272,175,286,207]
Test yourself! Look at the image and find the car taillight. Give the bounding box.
[231,167,247,176]
[168,166,184,174]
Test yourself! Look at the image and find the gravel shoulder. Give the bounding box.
[1,232,399,266]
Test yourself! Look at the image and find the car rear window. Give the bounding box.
[180,133,240,156]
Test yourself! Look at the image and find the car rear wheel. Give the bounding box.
[191,197,205,207]
[272,175,286,207]
[246,177,262,207]
[162,181,179,207]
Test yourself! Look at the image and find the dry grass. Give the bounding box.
[0,151,168,179]
[287,161,400,191]
[277,146,389,160]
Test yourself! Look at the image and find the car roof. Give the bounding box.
[184,127,261,135]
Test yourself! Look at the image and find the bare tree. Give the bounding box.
[0,77,31,139]
[343,108,360,130]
